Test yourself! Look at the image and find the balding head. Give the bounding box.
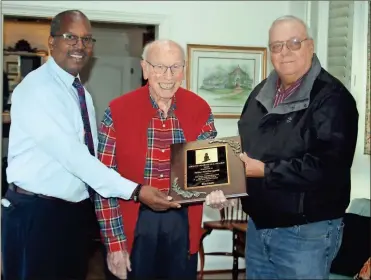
[142,39,185,62]
[140,39,186,104]
[269,15,311,40]
[50,10,90,36]
[268,15,314,88]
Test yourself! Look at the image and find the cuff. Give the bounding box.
[105,236,127,253]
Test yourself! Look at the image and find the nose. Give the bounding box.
[280,43,290,56]
[74,38,85,49]
[165,67,173,79]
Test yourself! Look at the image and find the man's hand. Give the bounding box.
[139,185,181,211]
[205,190,235,210]
[107,250,131,280]
[239,152,265,178]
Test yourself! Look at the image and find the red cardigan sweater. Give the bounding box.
[110,84,212,254]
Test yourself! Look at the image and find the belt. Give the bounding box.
[8,183,57,200]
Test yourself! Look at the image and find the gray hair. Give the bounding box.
[269,15,312,39]
[141,39,186,61]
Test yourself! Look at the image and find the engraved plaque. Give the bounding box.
[168,136,248,204]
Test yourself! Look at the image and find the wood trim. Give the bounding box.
[2,113,10,124]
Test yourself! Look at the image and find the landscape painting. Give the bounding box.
[187,44,267,118]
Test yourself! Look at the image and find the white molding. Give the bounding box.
[350,1,368,103]
[306,1,312,29]
[315,1,329,69]
[1,3,171,39]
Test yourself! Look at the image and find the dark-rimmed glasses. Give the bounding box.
[269,38,309,53]
[146,60,184,75]
[52,33,96,47]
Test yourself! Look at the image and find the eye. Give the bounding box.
[81,37,90,44]
[271,43,282,50]
[65,34,76,40]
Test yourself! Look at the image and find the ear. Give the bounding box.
[48,36,55,51]
[140,60,148,80]
[308,38,315,53]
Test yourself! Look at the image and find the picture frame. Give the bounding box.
[6,61,19,75]
[364,8,370,155]
[186,44,267,118]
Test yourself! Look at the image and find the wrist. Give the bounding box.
[131,184,143,202]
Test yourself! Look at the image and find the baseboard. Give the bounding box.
[197,268,245,275]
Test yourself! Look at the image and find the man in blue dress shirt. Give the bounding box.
[1,10,180,280]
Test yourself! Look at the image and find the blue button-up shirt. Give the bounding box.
[7,57,137,202]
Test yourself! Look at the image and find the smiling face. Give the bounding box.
[48,13,94,76]
[141,41,185,101]
[269,19,314,85]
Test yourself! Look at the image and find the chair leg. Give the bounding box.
[232,230,238,280]
[198,228,212,280]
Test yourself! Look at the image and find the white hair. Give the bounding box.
[269,15,312,39]
[141,39,186,61]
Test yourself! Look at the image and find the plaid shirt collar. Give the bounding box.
[276,76,303,96]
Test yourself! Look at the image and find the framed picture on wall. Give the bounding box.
[186,44,267,118]
[6,61,19,75]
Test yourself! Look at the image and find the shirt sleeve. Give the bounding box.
[94,107,126,252]
[197,112,218,140]
[11,85,137,200]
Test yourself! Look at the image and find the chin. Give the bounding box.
[158,89,177,99]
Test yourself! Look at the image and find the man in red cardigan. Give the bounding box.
[94,39,229,279]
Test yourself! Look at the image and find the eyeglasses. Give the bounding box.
[52,33,96,47]
[146,60,184,75]
[269,38,309,53]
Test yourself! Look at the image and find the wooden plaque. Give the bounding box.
[168,136,248,204]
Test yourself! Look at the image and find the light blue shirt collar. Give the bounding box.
[46,56,80,88]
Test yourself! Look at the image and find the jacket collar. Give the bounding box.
[256,53,322,114]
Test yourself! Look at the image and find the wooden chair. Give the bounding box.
[198,199,248,279]
[231,222,247,280]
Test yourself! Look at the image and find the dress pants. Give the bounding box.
[103,205,198,280]
[1,189,97,280]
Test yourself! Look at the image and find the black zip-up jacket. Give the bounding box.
[238,55,359,229]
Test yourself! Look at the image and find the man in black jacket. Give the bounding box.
[238,15,358,279]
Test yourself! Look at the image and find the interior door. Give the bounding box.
[80,56,142,126]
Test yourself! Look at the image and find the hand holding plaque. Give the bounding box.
[168,136,248,204]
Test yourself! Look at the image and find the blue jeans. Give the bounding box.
[245,217,344,279]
